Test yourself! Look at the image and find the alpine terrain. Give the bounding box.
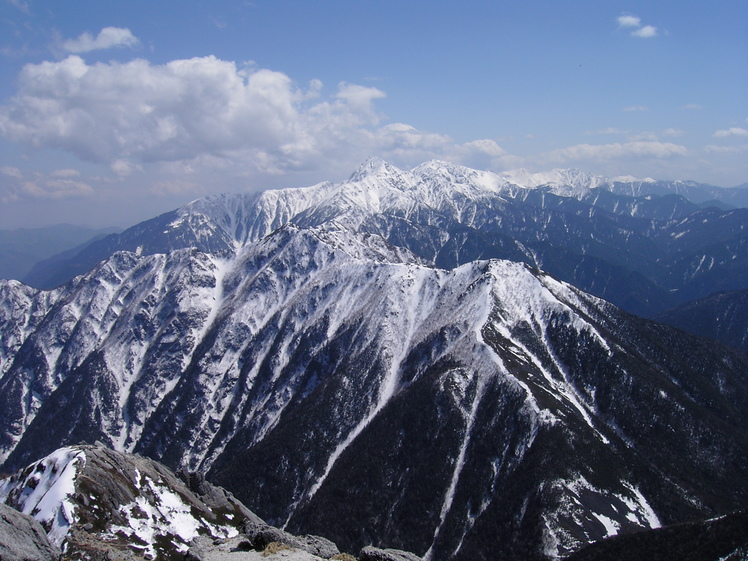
[1,159,748,560]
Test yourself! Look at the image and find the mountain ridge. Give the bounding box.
[18,160,748,322]
[1,159,748,560]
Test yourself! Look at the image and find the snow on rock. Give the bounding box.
[0,446,84,547]
[0,445,257,560]
[540,475,661,559]
[110,471,238,558]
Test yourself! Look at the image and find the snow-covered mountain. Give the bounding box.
[21,160,748,321]
[2,159,748,560]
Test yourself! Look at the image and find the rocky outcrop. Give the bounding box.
[0,502,60,561]
[358,546,423,561]
[239,520,340,558]
[0,445,421,561]
[0,445,260,560]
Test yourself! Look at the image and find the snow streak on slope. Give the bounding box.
[541,476,661,559]
[0,446,84,546]
[2,158,748,561]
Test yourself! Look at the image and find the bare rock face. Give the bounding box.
[0,502,60,561]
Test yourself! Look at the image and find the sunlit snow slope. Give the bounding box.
[2,160,748,561]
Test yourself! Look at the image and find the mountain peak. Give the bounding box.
[348,157,401,182]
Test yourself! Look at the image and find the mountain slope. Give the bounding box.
[23,160,748,319]
[2,218,748,560]
[566,511,748,561]
[654,289,748,352]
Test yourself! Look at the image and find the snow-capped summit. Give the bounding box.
[348,156,403,182]
[3,158,748,560]
[499,168,610,195]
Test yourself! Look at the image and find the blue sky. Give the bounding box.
[1,0,746,229]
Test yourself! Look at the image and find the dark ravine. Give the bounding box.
[1,160,747,560]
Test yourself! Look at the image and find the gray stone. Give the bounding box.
[0,502,60,561]
[241,521,340,558]
[297,534,340,558]
[358,546,422,561]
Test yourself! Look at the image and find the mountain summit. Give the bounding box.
[2,160,748,560]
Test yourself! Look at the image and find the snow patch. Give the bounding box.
[110,474,237,559]
[0,447,85,547]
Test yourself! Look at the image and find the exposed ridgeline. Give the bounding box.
[23,159,748,320]
[1,160,748,560]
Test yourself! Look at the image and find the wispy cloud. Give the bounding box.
[7,0,30,14]
[62,27,139,53]
[623,105,648,112]
[617,13,658,38]
[543,141,687,164]
[585,128,629,135]
[713,127,748,138]
[617,14,641,28]
[0,167,94,203]
[705,144,748,154]
[662,128,684,137]
[680,103,702,110]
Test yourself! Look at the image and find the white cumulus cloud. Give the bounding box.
[632,25,658,38]
[617,13,658,38]
[62,27,140,53]
[0,54,521,181]
[0,55,367,167]
[713,127,748,138]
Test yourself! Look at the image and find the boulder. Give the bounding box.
[358,546,422,561]
[242,521,340,558]
[0,502,60,561]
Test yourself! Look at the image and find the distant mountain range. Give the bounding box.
[1,160,747,560]
[21,160,748,334]
[0,224,120,284]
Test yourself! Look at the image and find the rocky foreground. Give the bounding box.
[3,445,748,561]
[0,445,421,561]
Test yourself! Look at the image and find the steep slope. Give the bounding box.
[2,222,748,560]
[565,511,748,561]
[654,289,748,352]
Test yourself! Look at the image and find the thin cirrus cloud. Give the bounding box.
[617,13,658,38]
[61,27,140,53]
[0,166,93,203]
[543,141,688,164]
